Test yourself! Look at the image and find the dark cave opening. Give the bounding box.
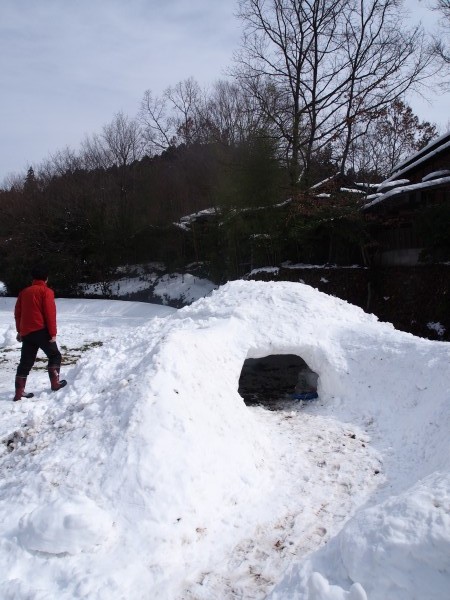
[238,354,319,409]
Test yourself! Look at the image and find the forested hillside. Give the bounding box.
[1,0,443,295]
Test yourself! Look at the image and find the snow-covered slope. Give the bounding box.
[0,282,449,599]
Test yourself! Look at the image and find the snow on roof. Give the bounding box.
[310,174,340,189]
[365,192,382,201]
[177,199,294,231]
[422,169,450,182]
[377,178,410,191]
[340,187,366,194]
[386,135,450,183]
[391,130,450,174]
[274,198,293,208]
[176,200,294,231]
[174,208,219,230]
[248,266,280,276]
[280,261,364,269]
[363,175,450,210]
[356,182,380,188]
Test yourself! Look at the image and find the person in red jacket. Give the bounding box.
[13,264,67,401]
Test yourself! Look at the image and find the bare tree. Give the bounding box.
[140,77,276,154]
[140,78,203,153]
[200,80,270,145]
[165,77,203,145]
[337,0,435,175]
[139,90,175,153]
[0,170,28,192]
[234,0,345,186]
[234,0,435,187]
[82,111,144,170]
[102,111,144,167]
[432,0,450,65]
[345,99,438,179]
[37,146,83,184]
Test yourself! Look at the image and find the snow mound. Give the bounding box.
[18,496,114,555]
[308,573,367,600]
[1,281,450,598]
[0,324,19,348]
[152,272,216,304]
[340,471,450,600]
[79,272,216,305]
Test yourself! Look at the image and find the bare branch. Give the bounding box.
[234,0,437,186]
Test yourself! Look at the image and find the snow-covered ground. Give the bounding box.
[0,281,449,599]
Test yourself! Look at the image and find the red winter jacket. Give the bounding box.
[14,280,57,338]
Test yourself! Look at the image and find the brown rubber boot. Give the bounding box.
[13,376,33,401]
[48,367,67,392]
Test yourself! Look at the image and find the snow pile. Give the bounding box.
[0,281,6,296]
[0,281,449,599]
[18,495,114,555]
[428,321,446,337]
[79,271,216,305]
[80,273,159,297]
[248,266,280,276]
[0,324,18,348]
[152,272,216,304]
[280,261,363,270]
[174,207,218,231]
[338,471,450,599]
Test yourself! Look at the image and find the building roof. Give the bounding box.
[363,131,450,211]
[385,131,450,183]
[363,175,450,211]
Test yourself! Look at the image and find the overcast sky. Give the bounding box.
[1,0,448,183]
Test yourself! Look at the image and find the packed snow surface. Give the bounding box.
[0,281,449,599]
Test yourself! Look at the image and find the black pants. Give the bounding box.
[17,328,62,377]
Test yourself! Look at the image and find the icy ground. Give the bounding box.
[0,281,449,600]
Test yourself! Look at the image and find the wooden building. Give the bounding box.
[363,132,450,265]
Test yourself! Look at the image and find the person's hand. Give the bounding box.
[16,333,22,343]
[49,336,57,343]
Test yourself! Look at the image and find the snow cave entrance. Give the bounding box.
[238,354,319,409]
